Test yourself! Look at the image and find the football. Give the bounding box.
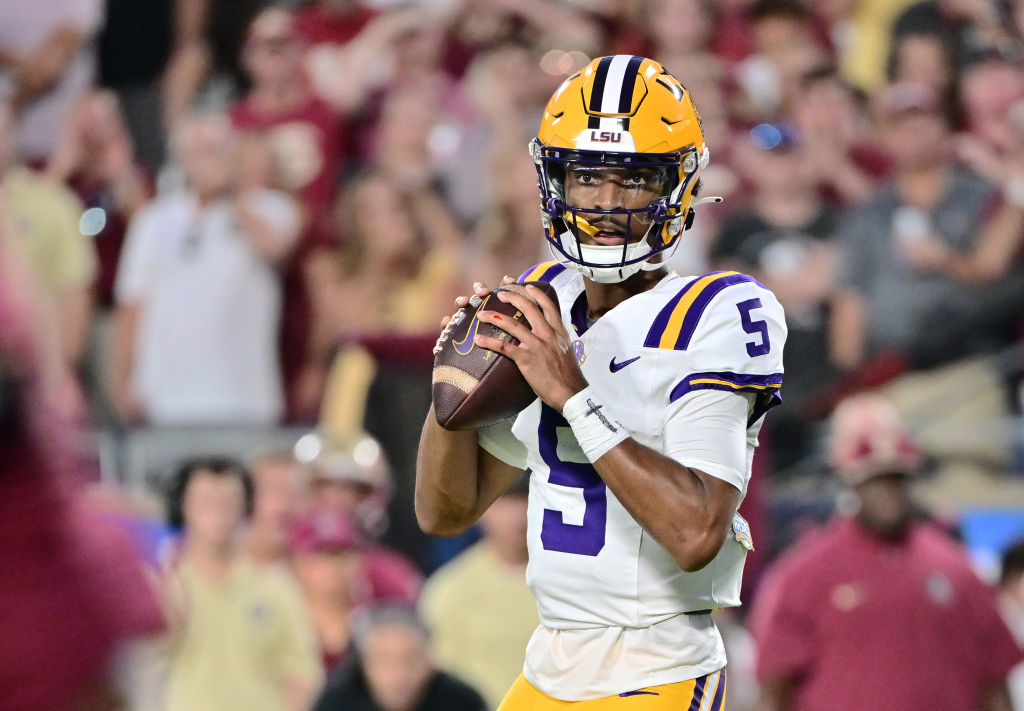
[432,281,559,430]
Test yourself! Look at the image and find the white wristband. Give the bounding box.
[562,386,629,462]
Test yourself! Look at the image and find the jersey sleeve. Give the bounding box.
[478,417,528,469]
[658,273,787,427]
[662,389,754,493]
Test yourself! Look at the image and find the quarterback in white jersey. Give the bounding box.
[416,55,786,710]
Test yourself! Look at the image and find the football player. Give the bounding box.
[416,55,786,710]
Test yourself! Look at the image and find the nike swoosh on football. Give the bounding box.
[609,356,641,372]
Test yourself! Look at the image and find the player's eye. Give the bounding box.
[572,171,598,186]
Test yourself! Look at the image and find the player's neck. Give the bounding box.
[583,267,667,319]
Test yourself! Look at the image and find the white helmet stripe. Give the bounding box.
[599,55,634,114]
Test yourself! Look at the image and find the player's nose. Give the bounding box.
[592,179,626,210]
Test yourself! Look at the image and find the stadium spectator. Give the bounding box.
[46,89,151,311]
[419,476,538,709]
[0,212,163,711]
[886,30,958,117]
[246,450,311,568]
[789,66,891,206]
[892,0,1018,72]
[830,82,1024,474]
[290,509,369,671]
[903,58,1024,286]
[713,121,839,473]
[468,136,551,283]
[97,0,181,171]
[999,539,1024,710]
[111,114,299,425]
[161,0,270,130]
[0,100,97,371]
[0,0,104,163]
[957,55,1024,186]
[830,81,1012,370]
[232,6,346,419]
[811,0,918,93]
[161,456,323,711]
[301,431,422,604]
[313,170,460,343]
[311,604,487,711]
[731,0,829,122]
[232,8,342,237]
[751,393,1022,711]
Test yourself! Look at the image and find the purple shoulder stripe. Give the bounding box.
[674,272,756,351]
[644,277,701,348]
[517,260,567,284]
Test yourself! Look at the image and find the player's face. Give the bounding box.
[563,164,666,246]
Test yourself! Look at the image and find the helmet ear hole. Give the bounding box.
[683,208,696,231]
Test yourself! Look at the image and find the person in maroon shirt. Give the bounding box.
[751,393,1021,711]
[231,7,346,419]
[0,198,164,711]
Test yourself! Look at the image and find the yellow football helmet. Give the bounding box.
[531,55,709,283]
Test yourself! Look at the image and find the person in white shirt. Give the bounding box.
[416,55,787,709]
[113,114,299,425]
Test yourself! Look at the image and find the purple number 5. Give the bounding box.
[538,405,606,556]
[737,298,770,357]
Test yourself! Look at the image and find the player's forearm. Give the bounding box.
[592,440,740,572]
[415,408,487,536]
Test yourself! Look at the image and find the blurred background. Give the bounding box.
[3,0,1024,709]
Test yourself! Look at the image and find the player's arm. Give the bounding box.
[415,409,523,536]
[475,285,749,572]
[415,279,525,537]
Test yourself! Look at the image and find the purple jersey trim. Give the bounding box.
[710,668,727,710]
[670,371,783,427]
[687,673,708,711]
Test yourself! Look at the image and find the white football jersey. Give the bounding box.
[478,261,786,698]
[477,262,782,700]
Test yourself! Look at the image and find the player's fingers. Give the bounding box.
[524,284,566,336]
[500,274,516,286]
[493,290,555,339]
[472,331,520,361]
[477,309,533,345]
[439,314,452,329]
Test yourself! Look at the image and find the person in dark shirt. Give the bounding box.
[312,604,487,711]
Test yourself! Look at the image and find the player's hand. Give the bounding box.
[474,283,588,411]
[434,275,517,355]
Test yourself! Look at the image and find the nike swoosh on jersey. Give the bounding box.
[609,356,641,372]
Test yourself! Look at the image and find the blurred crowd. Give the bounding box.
[4,0,1024,709]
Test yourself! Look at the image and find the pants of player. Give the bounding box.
[496,668,726,710]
